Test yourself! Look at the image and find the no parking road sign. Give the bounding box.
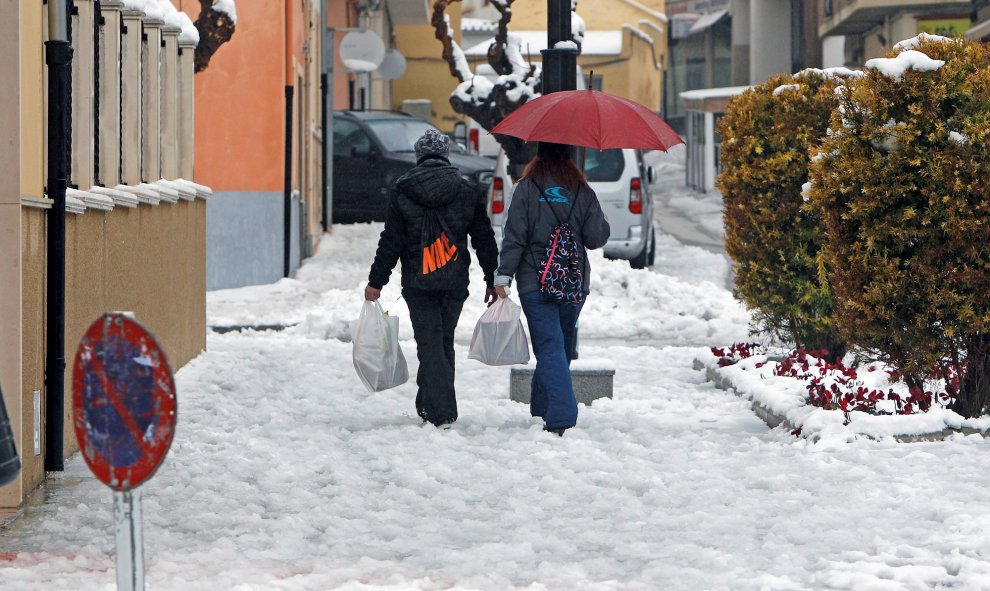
[73,312,177,591]
[73,313,176,491]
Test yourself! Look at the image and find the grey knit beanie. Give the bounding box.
[414,129,450,159]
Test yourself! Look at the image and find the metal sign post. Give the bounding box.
[73,312,176,591]
[114,488,144,591]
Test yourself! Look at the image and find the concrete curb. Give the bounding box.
[694,359,795,433]
[209,324,296,334]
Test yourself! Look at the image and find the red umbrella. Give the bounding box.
[491,87,684,152]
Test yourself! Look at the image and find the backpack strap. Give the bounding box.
[524,178,581,273]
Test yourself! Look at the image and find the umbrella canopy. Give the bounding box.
[491,89,684,152]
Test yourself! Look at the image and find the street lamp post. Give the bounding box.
[541,0,578,95]
[541,0,579,163]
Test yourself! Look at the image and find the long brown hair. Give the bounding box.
[521,156,589,195]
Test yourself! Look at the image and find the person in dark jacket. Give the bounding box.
[366,129,499,428]
[494,142,610,436]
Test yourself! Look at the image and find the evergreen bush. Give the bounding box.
[806,36,990,417]
[717,69,859,358]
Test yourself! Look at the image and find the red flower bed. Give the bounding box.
[710,344,955,419]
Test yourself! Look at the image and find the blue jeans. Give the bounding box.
[519,291,584,430]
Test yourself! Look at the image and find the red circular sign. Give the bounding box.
[72,313,176,491]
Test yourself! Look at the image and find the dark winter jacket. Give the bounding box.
[368,157,499,291]
[495,177,610,296]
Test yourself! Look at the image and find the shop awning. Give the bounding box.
[688,9,728,36]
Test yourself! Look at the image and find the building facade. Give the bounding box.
[190,0,428,291]
[667,0,823,130]
[1,0,208,510]
[180,0,327,291]
[393,0,668,133]
[818,0,973,63]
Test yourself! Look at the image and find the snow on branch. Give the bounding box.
[431,0,583,168]
[193,0,236,72]
[866,50,945,81]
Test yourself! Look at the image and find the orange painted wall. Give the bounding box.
[173,0,285,192]
[172,0,352,192]
[327,0,350,109]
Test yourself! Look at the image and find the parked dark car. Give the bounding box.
[331,111,494,224]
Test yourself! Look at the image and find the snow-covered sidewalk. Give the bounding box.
[7,149,990,590]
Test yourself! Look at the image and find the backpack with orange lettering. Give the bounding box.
[411,208,467,290]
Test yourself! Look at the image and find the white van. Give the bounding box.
[487,147,657,268]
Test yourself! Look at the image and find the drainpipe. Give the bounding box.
[45,0,72,472]
[284,86,294,278]
[284,0,293,277]
[320,69,328,232]
[320,0,329,232]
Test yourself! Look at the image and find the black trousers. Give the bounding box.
[403,288,468,425]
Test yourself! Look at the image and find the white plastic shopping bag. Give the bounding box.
[352,300,409,392]
[468,297,531,366]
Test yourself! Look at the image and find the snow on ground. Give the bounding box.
[10,149,990,590]
[208,148,746,347]
[9,334,990,590]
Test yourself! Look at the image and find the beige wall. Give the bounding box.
[19,208,45,503]
[581,28,663,111]
[20,0,44,199]
[510,0,667,30]
[17,199,207,499]
[1,0,24,509]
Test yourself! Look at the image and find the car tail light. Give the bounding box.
[629,178,643,214]
[491,177,505,214]
[469,128,480,154]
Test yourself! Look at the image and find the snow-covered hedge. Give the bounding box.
[717,69,859,358]
[806,36,990,418]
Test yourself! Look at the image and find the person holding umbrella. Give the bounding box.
[494,142,610,436]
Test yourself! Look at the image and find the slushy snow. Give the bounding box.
[6,150,990,591]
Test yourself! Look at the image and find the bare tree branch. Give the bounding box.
[432,0,545,171]
[431,0,467,82]
[487,0,513,75]
[193,0,236,73]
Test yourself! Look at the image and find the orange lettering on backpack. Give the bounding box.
[423,243,437,274]
[422,232,458,275]
[441,233,458,261]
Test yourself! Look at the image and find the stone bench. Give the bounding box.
[509,360,615,405]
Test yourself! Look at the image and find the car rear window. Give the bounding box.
[582,149,625,182]
[365,119,466,154]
